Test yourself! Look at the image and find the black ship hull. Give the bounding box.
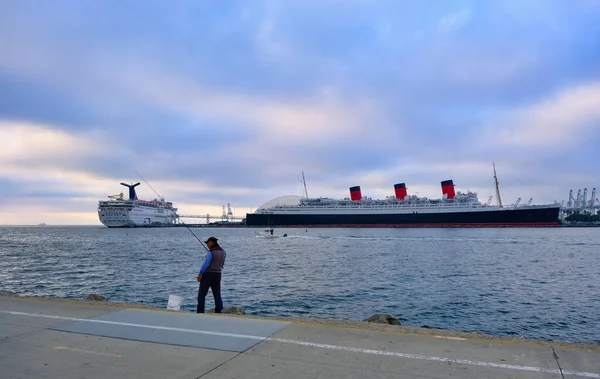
[245,207,560,227]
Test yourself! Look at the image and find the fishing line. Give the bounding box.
[134,170,209,252]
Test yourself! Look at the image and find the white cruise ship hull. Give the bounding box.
[98,201,178,227]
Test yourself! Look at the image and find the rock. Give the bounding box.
[208,306,246,315]
[363,314,401,325]
[86,294,107,301]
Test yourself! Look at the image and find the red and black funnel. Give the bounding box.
[350,186,362,201]
[441,180,455,199]
[394,183,407,200]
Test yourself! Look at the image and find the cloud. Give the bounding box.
[438,9,471,32]
[482,81,600,148]
[0,120,107,161]
[119,66,376,146]
[255,18,287,60]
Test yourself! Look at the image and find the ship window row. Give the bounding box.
[271,203,485,210]
[261,206,494,214]
[98,201,167,209]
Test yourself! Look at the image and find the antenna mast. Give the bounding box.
[302,171,309,199]
[493,163,503,207]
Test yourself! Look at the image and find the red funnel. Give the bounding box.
[441,180,455,199]
[350,186,362,201]
[394,183,407,200]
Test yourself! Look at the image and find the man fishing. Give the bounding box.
[196,237,226,313]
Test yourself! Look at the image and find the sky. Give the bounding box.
[1,0,599,225]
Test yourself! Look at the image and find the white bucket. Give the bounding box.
[167,295,184,311]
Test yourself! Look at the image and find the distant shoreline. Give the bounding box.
[559,222,600,227]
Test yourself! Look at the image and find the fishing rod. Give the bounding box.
[134,170,209,252]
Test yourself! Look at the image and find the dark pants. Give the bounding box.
[197,272,223,313]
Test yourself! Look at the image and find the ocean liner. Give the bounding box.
[245,174,560,228]
[98,183,178,227]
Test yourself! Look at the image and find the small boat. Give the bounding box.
[258,228,278,238]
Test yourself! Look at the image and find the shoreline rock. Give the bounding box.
[363,314,401,325]
[86,294,107,302]
[208,306,246,315]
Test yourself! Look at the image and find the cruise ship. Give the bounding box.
[245,178,560,228]
[98,183,178,227]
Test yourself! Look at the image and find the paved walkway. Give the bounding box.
[1,296,598,378]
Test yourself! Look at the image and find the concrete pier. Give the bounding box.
[1,295,598,379]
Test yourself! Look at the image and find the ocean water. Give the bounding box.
[0,226,598,343]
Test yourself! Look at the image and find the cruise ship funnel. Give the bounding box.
[394,183,407,200]
[120,182,140,200]
[349,186,362,201]
[441,180,455,199]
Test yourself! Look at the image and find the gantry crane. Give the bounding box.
[567,190,574,208]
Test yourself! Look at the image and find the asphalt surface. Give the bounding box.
[1,296,598,379]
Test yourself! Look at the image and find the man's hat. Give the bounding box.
[204,236,218,244]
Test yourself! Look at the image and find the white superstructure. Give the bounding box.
[97,183,178,227]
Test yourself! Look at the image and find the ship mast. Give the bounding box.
[493,163,503,207]
[302,171,309,199]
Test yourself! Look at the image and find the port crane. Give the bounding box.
[513,197,521,208]
[178,203,244,224]
[589,188,596,210]
[564,188,599,213]
[177,214,245,223]
[567,190,574,208]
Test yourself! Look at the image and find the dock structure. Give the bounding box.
[178,203,245,224]
[1,295,598,379]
